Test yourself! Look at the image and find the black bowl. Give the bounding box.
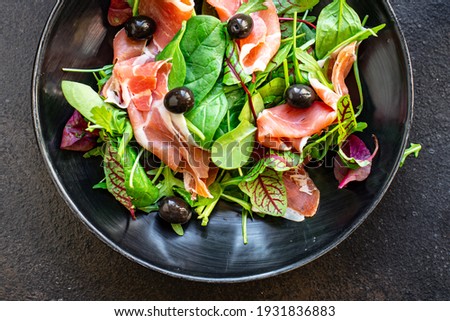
[32,0,413,282]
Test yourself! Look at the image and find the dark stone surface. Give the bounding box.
[0,0,448,300]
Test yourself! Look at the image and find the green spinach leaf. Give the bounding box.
[156,22,187,89]
[315,0,363,59]
[184,82,228,149]
[236,0,268,15]
[211,119,257,169]
[180,15,226,103]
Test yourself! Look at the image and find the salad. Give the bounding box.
[60,0,386,242]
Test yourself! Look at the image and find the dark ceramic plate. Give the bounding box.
[32,0,412,282]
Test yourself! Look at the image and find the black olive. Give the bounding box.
[124,15,157,41]
[285,84,317,109]
[163,87,195,114]
[158,196,192,224]
[227,14,254,39]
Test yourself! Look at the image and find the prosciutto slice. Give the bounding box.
[257,101,336,151]
[112,29,147,63]
[282,166,320,220]
[207,0,281,74]
[105,58,214,198]
[139,0,195,51]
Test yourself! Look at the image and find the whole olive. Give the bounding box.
[163,87,195,114]
[158,196,192,224]
[124,15,157,41]
[285,84,317,109]
[227,13,254,39]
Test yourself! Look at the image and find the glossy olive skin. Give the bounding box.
[159,197,193,224]
[227,14,254,39]
[163,87,195,114]
[285,84,317,109]
[124,15,157,40]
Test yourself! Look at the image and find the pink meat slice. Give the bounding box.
[207,0,281,74]
[139,0,195,51]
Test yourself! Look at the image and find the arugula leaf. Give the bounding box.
[180,15,226,104]
[195,183,222,226]
[254,42,292,88]
[315,0,363,59]
[184,82,228,149]
[156,21,187,89]
[90,105,128,136]
[264,150,303,171]
[295,49,332,88]
[211,119,257,170]
[400,143,422,167]
[236,0,268,15]
[239,167,287,216]
[274,0,319,15]
[156,166,184,201]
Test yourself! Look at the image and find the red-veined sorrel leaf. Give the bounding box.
[104,142,136,218]
[337,94,357,143]
[239,167,287,216]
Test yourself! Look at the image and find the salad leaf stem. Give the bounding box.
[151,164,165,184]
[279,18,316,30]
[132,0,139,16]
[242,209,249,245]
[292,12,307,84]
[129,148,144,188]
[185,118,206,141]
[221,193,252,212]
[283,59,290,88]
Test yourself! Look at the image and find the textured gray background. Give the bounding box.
[1,0,449,300]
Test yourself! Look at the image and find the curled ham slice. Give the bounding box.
[105,58,214,199]
[207,0,281,74]
[257,102,336,151]
[139,0,195,51]
[282,166,320,221]
[112,29,147,64]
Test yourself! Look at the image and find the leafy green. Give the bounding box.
[315,0,363,59]
[400,143,422,167]
[184,82,228,148]
[171,224,184,236]
[211,119,257,169]
[239,93,265,123]
[236,0,268,15]
[127,0,139,16]
[195,183,222,226]
[274,0,319,15]
[257,78,286,106]
[62,65,113,92]
[239,167,287,216]
[180,15,226,103]
[103,142,136,217]
[223,39,252,86]
[156,22,187,89]
[337,94,357,142]
[295,48,331,88]
[122,146,159,210]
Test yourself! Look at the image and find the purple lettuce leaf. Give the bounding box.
[334,135,379,189]
[60,110,99,152]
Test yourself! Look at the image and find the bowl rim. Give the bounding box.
[31,0,414,283]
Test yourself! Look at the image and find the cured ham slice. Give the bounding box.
[139,0,195,51]
[105,58,213,199]
[112,29,147,63]
[108,0,132,26]
[310,42,358,109]
[256,102,336,151]
[207,0,281,74]
[282,166,320,220]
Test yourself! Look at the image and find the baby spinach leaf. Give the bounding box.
[274,0,319,15]
[315,0,363,59]
[180,15,226,104]
[236,0,267,15]
[239,167,287,216]
[62,80,111,124]
[184,82,228,149]
[211,119,257,170]
[122,146,159,210]
[156,21,187,89]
